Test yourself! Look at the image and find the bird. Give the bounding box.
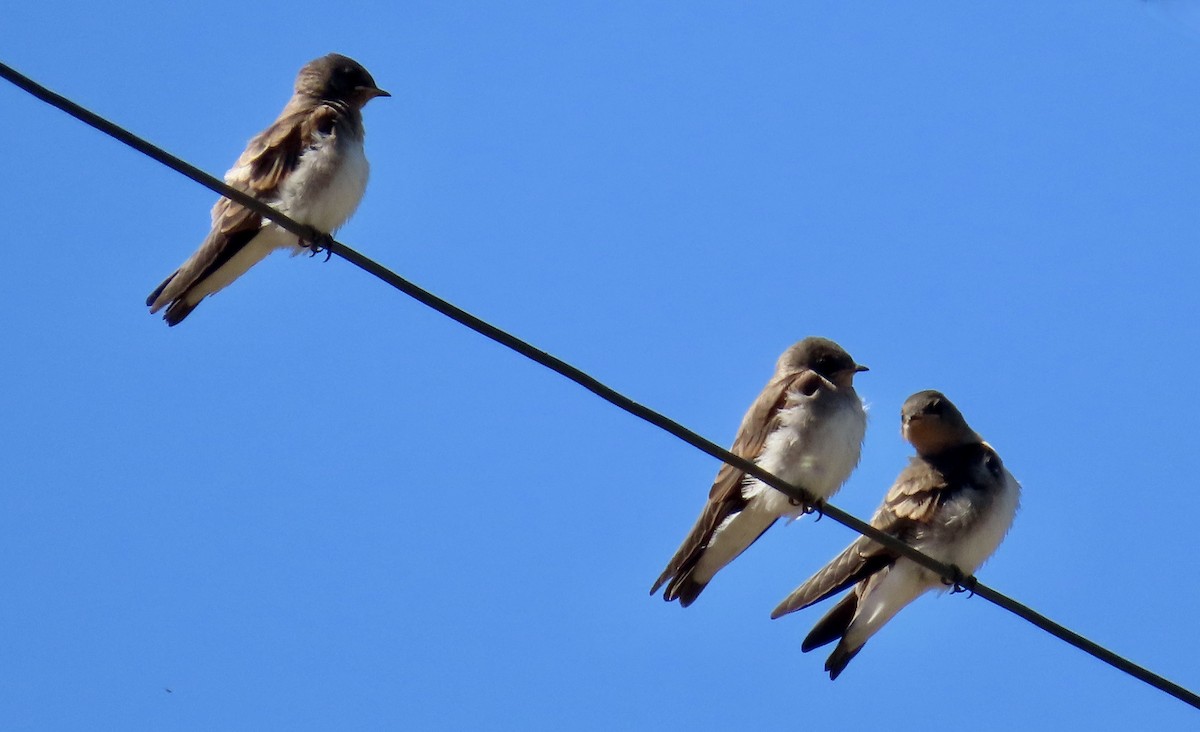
[650,337,868,607]
[146,53,389,325]
[771,390,1021,680]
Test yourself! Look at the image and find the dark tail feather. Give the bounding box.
[147,269,201,325]
[802,591,858,652]
[668,575,706,608]
[146,271,177,308]
[147,271,199,325]
[650,513,719,606]
[649,568,673,597]
[650,567,708,607]
[825,642,863,680]
[162,298,199,326]
[653,516,774,607]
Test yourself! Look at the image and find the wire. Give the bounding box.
[2,58,1197,711]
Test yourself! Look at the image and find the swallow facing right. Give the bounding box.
[771,390,1021,680]
[146,53,389,326]
[651,337,868,607]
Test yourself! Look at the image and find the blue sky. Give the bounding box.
[3,1,1200,729]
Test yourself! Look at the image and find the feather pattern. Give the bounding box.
[651,338,867,606]
[146,54,384,325]
[771,391,1020,679]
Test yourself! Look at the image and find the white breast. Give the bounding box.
[955,469,1021,573]
[276,134,370,236]
[747,394,867,515]
[919,468,1021,575]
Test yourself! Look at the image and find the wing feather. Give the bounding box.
[771,459,949,618]
[651,369,820,600]
[148,103,341,315]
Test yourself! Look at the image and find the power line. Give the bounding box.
[2,58,1197,711]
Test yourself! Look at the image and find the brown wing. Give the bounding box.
[770,459,949,618]
[880,458,948,526]
[147,104,340,314]
[651,368,823,600]
[709,368,827,505]
[770,533,887,618]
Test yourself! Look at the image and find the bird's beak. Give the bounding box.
[834,364,866,388]
[854,364,869,373]
[360,86,391,99]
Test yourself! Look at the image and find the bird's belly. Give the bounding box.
[748,401,866,512]
[951,472,1020,573]
[918,471,1020,575]
[278,137,370,236]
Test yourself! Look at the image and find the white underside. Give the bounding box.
[691,501,780,584]
[184,227,291,305]
[842,562,926,651]
[271,132,369,235]
[185,133,370,305]
[745,397,867,511]
[693,397,866,584]
[843,468,1021,652]
[914,467,1021,575]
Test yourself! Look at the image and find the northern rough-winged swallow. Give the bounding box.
[146,53,389,325]
[651,337,868,607]
[771,390,1020,679]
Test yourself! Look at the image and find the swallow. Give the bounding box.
[771,390,1021,679]
[146,53,389,325]
[651,337,869,607]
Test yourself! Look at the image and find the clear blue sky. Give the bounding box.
[3,2,1199,729]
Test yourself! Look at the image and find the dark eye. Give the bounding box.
[815,356,838,375]
[333,66,355,87]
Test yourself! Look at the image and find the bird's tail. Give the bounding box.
[146,271,177,312]
[146,271,200,326]
[651,511,775,607]
[801,591,858,652]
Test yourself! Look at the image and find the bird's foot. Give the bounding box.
[942,567,976,597]
[300,229,335,262]
[802,501,825,522]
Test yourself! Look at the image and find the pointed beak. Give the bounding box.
[854,364,869,373]
[833,363,867,388]
[360,86,391,99]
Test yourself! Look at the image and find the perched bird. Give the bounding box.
[146,53,389,325]
[651,337,868,607]
[771,390,1020,680]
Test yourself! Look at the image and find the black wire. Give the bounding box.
[3,58,1197,711]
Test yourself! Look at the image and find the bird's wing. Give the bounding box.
[148,104,340,311]
[651,368,823,597]
[770,459,948,618]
